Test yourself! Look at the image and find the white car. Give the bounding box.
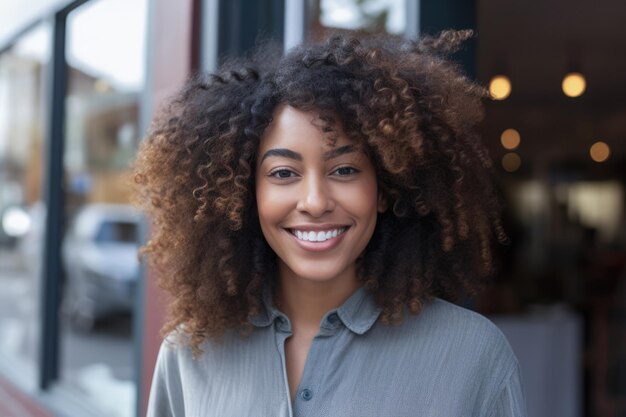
[62,204,143,331]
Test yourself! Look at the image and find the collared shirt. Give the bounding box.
[147,287,526,417]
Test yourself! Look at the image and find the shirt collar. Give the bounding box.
[335,286,382,334]
[249,285,382,335]
[248,285,285,328]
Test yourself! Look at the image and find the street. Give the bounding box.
[0,248,136,417]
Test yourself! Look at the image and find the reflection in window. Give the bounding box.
[60,1,146,416]
[0,22,51,387]
[308,0,406,40]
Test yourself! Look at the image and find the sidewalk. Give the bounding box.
[0,377,53,417]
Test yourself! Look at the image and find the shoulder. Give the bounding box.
[435,298,516,361]
[148,331,244,416]
[154,329,241,367]
[153,330,227,376]
[147,335,193,417]
[153,326,275,380]
[152,333,194,380]
[404,299,524,412]
[361,298,526,415]
[419,298,514,348]
[385,297,520,377]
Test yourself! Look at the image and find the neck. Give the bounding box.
[275,263,360,330]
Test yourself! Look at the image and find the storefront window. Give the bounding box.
[0,22,51,388]
[59,0,147,415]
[307,0,406,40]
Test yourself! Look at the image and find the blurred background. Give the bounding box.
[0,0,624,416]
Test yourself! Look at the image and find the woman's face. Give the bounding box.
[255,105,386,286]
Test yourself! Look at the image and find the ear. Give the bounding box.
[377,192,388,213]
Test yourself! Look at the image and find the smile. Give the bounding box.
[288,227,347,242]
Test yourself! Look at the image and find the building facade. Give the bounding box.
[1,1,625,416]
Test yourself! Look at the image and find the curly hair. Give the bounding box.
[133,30,507,353]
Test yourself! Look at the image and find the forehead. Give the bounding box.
[259,105,353,153]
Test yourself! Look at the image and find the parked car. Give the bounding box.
[62,203,143,331]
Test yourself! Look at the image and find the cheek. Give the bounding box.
[345,175,379,217]
[255,182,272,225]
[255,181,287,228]
[255,189,276,246]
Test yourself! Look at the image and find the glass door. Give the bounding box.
[0,22,51,389]
[58,1,147,416]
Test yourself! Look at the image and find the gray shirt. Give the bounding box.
[147,287,526,417]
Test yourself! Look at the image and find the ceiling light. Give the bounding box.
[590,141,610,162]
[502,152,521,172]
[489,75,511,100]
[562,72,586,97]
[500,129,521,150]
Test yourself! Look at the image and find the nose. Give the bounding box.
[296,175,335,217]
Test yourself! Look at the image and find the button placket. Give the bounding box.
[274,322,294,417]
[300,388,313,401]
[292,331,339,416]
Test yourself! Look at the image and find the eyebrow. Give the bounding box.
[322,145,356,161]
[260,145,356,163]
[260,148,302,163]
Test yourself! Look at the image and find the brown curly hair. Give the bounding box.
[133,30,507,353]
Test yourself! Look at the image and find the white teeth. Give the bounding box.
[291,227,346,242]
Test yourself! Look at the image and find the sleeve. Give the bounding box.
[485,364,527,417]
[146,340,186,417]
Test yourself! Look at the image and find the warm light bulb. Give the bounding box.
[562,72,586,97]
[500,129,521,150]
[590,141,610,162]
[489,75,511,100]
[502,152,521,172]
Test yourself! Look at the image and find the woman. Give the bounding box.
[135,30,526,416]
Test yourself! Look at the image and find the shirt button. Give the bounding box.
[327,313,339,324]
[301,388,313,401]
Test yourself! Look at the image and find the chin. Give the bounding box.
[284,260,354,284]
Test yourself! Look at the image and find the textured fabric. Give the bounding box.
[147,287,527,417]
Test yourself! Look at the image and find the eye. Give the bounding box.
[269,168,298,179]
[332,166,359,176]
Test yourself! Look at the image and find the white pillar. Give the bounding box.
[284,0,306,52]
